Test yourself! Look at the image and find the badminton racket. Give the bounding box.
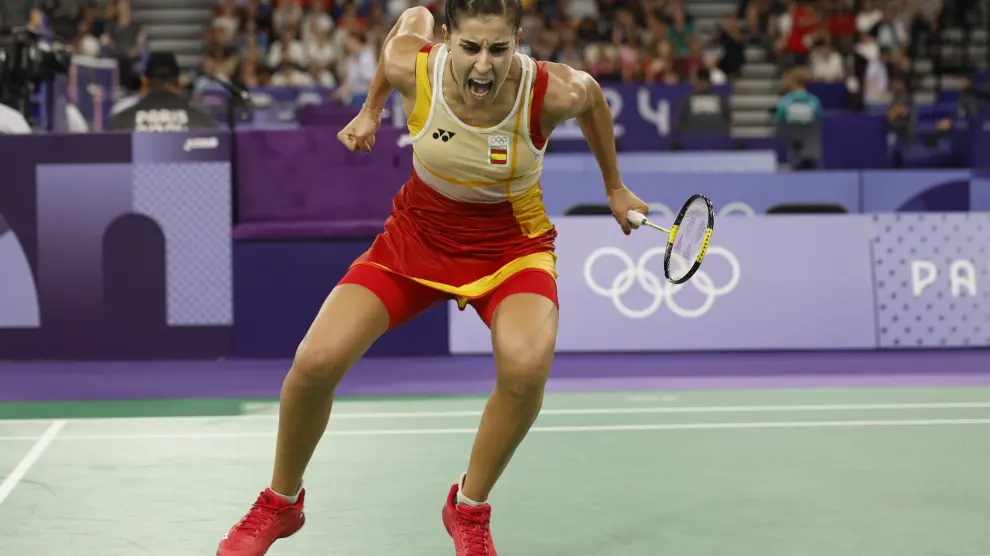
[626,194,715,284]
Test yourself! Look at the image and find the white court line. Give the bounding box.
[2,417,990,441]
[5,401,990,425]
[0,420,65,506]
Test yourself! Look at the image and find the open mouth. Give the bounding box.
[468,78,493,98]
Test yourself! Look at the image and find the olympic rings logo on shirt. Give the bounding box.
[582,246,741,319]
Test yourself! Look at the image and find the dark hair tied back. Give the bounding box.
[444,0,524,31]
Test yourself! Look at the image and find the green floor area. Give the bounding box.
[2,388,990,555]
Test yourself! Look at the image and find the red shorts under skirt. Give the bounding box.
[339,264,558,330]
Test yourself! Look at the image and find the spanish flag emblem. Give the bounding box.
[488,135,509,166]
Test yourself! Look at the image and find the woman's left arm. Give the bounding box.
[540,63,649,233]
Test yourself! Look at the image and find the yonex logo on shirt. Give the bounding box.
[432,129,456,142]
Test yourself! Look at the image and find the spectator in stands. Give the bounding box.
[0,0,36,30]
[37,0,81,44]
[906,0,942,58]
[702,52,728,85]
[104,0,147,64]
[551,26,585,71]
[675,67,731,135]
[108,51,219,131]
[214,0,241,43]
[266,26,307,69]
[305,27,338,87]
[863,45,893,110]
[245,0,274,38]
[773,66,823,124]
[825,0,857,54]
[270,45,314,85]
[366,1,387,33]
[871,5,909,55]
[525,16,555,61]
[302,0,334,44]
[809,35,845,82]
[332,2,367,52]
[934,73,990,135]
[612,11,644,82]
[585,42,622,82]
[774,66,824,169]
[238,18,269,54]
[234,46,266,88]
[885,74,913,141]
[333,31,376,105]
[715,15,745,78]
[946,73,989,120]
[73,18,103,57]
[680,40,706,82]
[664,1,697,73]
[855,28,880,61]
[741,0,785,47]
[776,0,821,68]
[385,0,411,23]
[273,0,305,36]
[204,25,240,81]
[856,0,884,36]
[565,0,599,25]
[76,1,110,41]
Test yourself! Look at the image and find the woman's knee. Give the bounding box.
[292,339,352,387]
[494,338,554,399]
[290,283,391,387]
[491,294,558,399]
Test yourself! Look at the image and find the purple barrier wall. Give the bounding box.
[971,121,990,170]
[232,238,448,358]
[229,125,446,358]
[0,132,234,360]
[860,170,974,212]
[807,82,848,110]
[233,126,412,238]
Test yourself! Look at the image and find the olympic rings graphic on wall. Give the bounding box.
[583,246,741,319]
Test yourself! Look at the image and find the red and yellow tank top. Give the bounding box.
[353,42,557,302]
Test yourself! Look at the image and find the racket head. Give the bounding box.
[664,194,715,284]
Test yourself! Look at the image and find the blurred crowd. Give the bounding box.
[199,0,737,104]
[752,0,981,107]
[11,0,150,66]
[198,0,984,107]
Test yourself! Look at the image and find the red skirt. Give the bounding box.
[351,169,557,303]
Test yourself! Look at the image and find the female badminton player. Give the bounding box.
[216,2,648,555]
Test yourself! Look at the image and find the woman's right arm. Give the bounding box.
[361,7,436,116]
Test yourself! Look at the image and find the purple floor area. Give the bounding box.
[2,350,990,402]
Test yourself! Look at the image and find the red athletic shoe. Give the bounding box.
[442,483,498,555]
[216,488,306,556]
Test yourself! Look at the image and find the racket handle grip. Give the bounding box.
[626,210,647,229]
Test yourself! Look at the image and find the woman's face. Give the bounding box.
[444,15,520,107]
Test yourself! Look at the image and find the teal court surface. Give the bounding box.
[2,386,990,556]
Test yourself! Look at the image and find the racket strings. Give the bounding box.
[667,199,711,282]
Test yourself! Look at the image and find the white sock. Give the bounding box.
[270,482,302,504]
[455,472,486,507]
